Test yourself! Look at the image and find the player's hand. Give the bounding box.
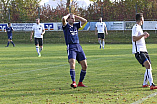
[106,32,108,35]
[95,33,97,35]
[30,38,32,41]
[143,32,149,38]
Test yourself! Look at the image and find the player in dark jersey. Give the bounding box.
[4,23,15,47]
[62,13,87,88]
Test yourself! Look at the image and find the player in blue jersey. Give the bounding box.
[4,23,15,47]
[62,13,87,88]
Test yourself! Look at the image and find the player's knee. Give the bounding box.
[145,64,151,69]
[70,64,75,69]
[82,64,87,70]
[69,61,75,69]
[144,61,151,69]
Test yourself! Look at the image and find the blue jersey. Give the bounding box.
[6,26,13,36]
[62,22,81,45]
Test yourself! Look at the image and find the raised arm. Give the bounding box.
[62,13,70,26]
[74,15,87,26]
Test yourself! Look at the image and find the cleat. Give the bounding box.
[103,46,104,49]
[71,82,77,88]
[150,83,157,90]
[78,82,87,87]
[38,54,41,57]
[13,45,15,47]
[142,84,149,88]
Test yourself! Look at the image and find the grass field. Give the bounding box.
[0,44,157,104]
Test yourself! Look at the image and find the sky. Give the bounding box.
[40,0,114,8]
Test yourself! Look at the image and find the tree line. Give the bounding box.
[0,0,157,23]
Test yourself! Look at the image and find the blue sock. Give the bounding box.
[79,69,86,82]
[11,41,15,46]
[70,69,75,82]
[7,41,10,46]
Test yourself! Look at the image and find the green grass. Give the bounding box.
[0,44,157,104]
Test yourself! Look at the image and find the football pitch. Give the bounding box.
[0,44,157,104]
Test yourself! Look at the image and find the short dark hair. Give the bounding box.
[136,13,143,21]
[8,22,10,25]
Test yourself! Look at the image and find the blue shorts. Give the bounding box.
[8,35,12,40]
[67,44,86,62]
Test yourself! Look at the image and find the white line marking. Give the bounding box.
[131,92,157,104]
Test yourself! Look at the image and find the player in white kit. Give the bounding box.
[30,18,45,57]
[95,17,108,49]
[132,13,157,90]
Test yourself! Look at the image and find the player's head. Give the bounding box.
[67,14,75,25]
[136,13,144,25]
[8,22,11,27]
[99,17,102,22]
[36,18,40,24]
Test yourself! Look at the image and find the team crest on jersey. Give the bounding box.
[70,30,77,35]
[70,27,77,35]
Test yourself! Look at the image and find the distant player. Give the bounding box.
[62,13,87,88]
[30,18,45,57]
[95,17,108,49]
[4,23,15,47]
[132,13,157,90]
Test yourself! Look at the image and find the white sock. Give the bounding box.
[39,47,43,52]
[143,69,148,85]
[102,41,105,47]
[98,40,101,45]
[147,68,153,86]
[36,46,40,55]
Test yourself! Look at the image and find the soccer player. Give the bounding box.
[132,13,157,90]
[30,18,45,57]
[95,17,108,49]
[62,13,87,88]
[4,23,15,47]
